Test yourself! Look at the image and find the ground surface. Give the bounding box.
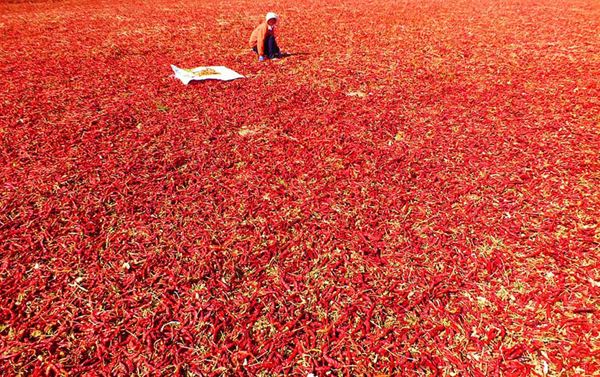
[1,0,599,375]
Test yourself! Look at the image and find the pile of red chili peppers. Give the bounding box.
[1,0,598,375]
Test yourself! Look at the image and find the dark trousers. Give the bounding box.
[252,35,280,58]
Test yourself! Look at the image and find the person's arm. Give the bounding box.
[249,30,255,48]
[256,24,267,57]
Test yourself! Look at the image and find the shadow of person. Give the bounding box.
[279,52,309,58]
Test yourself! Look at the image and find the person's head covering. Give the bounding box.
[266,12,279,22]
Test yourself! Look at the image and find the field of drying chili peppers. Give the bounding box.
[1,0,599,375]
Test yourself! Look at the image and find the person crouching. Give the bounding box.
[250,12,282,62]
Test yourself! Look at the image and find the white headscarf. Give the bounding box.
[266,12,279,22]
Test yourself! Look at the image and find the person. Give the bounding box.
[249,12,282,62]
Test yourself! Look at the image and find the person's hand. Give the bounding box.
[258,55,265,62]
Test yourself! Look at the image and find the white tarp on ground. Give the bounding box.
[171,65,244,85]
